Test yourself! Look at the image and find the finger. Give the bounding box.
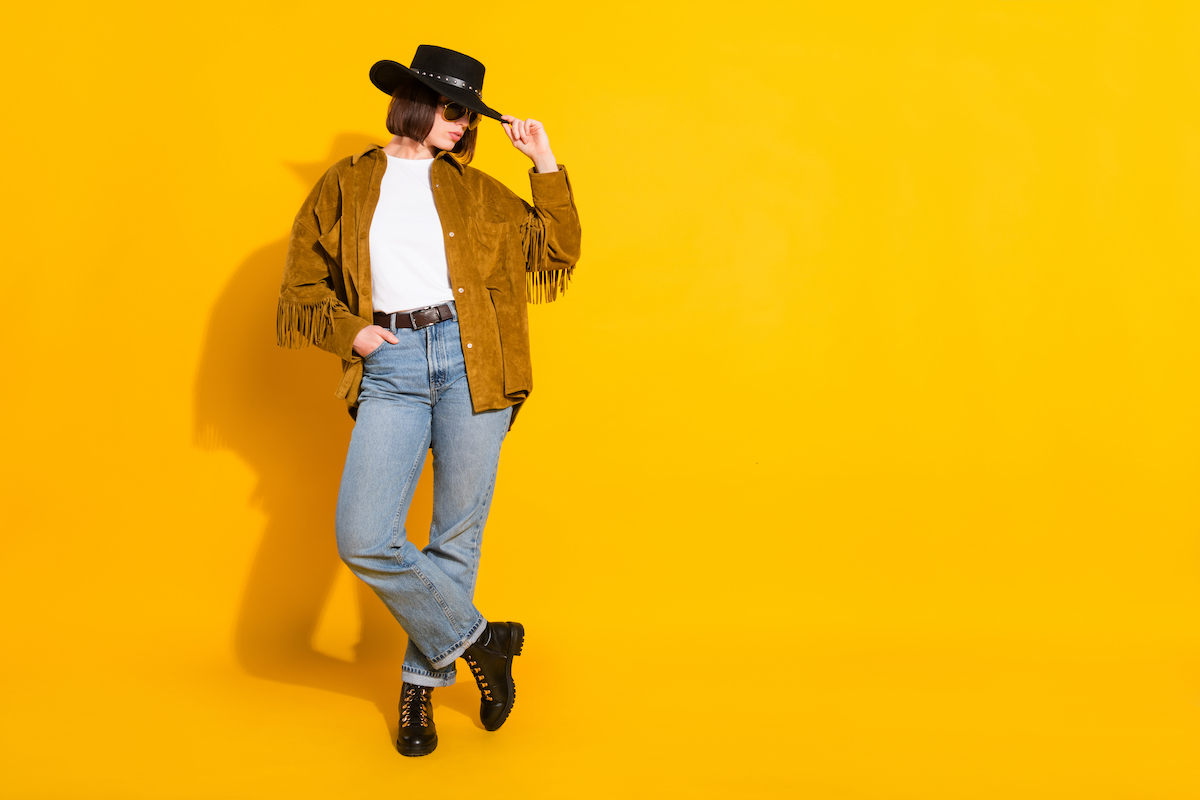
[370,324,399,344]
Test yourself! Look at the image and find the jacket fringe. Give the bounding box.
[526,266,575,304]
[277,297,334,348]
[522,216,574,304]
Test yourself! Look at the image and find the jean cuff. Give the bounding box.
[402,667,457,688]
[428,615,487,670]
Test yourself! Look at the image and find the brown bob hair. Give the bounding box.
[385,76,478,165]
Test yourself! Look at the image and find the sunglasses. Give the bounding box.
[441,102,480,130]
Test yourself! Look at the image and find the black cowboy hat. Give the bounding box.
[370,45,503,122]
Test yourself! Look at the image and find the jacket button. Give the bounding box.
[466,343,473,349]
[360,231,367,239]
[449,231,455,237]
[458,287,464,293]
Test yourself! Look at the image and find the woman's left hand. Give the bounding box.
[501,115,558,174]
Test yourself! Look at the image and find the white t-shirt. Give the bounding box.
[368,154,454,313]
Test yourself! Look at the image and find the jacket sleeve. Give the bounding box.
[521,165,582,304]
[276,167,370,360]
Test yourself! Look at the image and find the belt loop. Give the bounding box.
[389,312,397,335]
[447,300,457,321]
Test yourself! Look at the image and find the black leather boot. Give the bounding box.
[396,683,437,756]
[461,621,524,731]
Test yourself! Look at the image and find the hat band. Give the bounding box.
[412,69,482,98]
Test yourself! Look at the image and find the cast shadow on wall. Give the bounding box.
[193,132,481,740]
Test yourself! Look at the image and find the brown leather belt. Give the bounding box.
[373,303,454,331]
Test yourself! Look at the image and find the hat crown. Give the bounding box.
[410,45,486,97]
[368,46,503,121]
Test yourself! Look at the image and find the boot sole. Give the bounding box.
[397,735,438,757]
[485,622,524,732]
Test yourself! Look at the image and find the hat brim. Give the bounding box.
[370,60,504,122]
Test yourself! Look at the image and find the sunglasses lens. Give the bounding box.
[442,102,480,131]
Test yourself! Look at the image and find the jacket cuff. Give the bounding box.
[529,165,571,206]
[331,315,371,361]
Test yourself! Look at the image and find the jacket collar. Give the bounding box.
[351,144,465,174]
[351,144,382,165]
[435,150,466,174]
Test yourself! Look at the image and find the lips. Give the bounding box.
[449,132,462,141]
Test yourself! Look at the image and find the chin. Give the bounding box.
[424,135,459,153]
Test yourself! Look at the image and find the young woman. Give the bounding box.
[276,45,581,756]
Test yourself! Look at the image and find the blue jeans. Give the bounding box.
[335,303,512,688]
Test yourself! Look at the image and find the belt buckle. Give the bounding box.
[408,306,440,330]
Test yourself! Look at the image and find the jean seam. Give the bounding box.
[436,322,448,389]
[409,562,459,632]
[464,464,499,597]
[426,326,437,403]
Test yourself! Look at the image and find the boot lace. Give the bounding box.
[400,685,430,728]
[464,652,494,702]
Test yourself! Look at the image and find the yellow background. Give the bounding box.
[2,1,1198,797]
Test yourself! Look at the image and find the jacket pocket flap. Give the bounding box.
[470,217,507,245]
[317,218,342,262]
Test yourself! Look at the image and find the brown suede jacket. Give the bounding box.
[276,144,581,425]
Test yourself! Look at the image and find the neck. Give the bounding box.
[384,135,436,160]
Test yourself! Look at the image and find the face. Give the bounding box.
[423,96,472,152]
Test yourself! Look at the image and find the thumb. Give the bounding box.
[384,330,400,344]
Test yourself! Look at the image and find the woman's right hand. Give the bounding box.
[353,324,400,358]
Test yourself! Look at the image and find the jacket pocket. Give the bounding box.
[470,218,510,284]
[469,217,505,244]
[316,217,342,266]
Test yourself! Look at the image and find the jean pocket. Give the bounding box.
[364,341,388,360]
